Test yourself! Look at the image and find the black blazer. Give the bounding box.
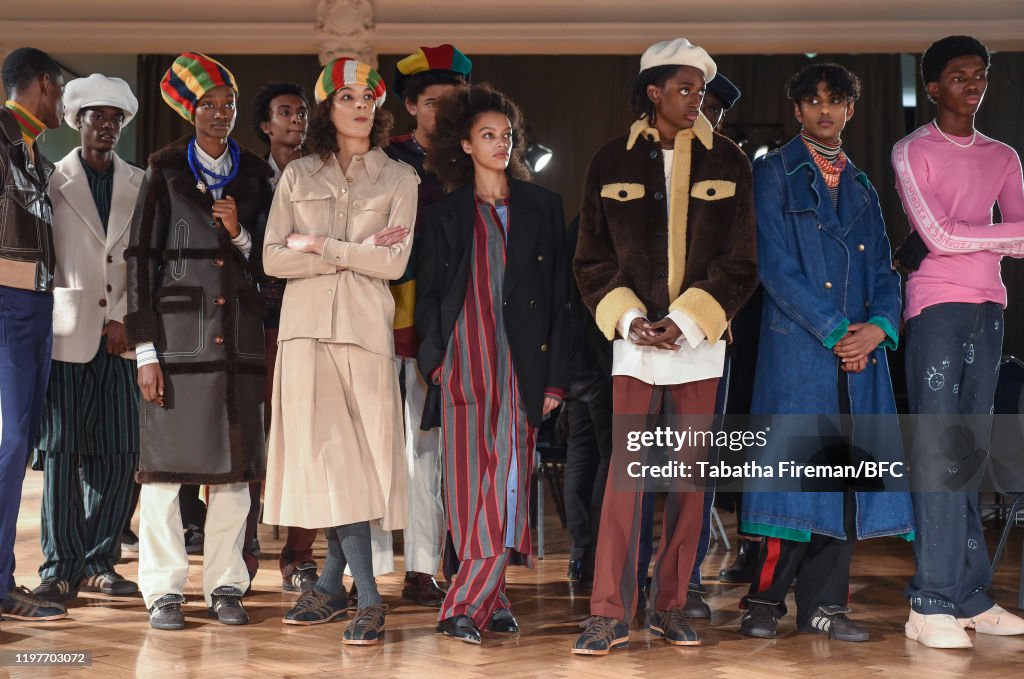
[415,179,570,430]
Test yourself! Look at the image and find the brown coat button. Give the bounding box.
[98,299,107,307]
[106,255,113,263]
[214,336,224,345]
[824,282,833,289]
[106,284,112,292]
[213,258,224,267]
[214,297,226,306]
[540,343,548,352]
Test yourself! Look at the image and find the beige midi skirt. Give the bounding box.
[262,340,407,530]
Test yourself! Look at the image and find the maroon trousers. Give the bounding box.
[589,375,718,621]
[243,328,318,579]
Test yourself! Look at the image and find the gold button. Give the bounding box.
[540,343,548,352]
[824,282,832,289]
[212,258,224,267]
[346,176,354,183]
[858,244,865,252]
[536,255,544,262]
[214,335,224,345]
[871,357,878,365]
[337,212,345,217]
[213,296,225,306]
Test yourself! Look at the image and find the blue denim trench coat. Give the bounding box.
[741,136,915,541]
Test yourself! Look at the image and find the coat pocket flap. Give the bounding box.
[600,183,646,202]
[154,286,203,313]
[690,180,736,201]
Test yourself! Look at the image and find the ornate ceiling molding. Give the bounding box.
[316,0,376,65]
[0,9,1020,56]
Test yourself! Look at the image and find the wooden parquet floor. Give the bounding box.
[2,473,1024,678]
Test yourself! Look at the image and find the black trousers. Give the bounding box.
[743,490,857,626]
[563,376,613,565]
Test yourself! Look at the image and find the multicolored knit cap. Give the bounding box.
[160,52,238,123]
[393,44,472,99]
[314,58,387,108]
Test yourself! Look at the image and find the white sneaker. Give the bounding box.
[959,604,1024,636]
[906,609,972,648]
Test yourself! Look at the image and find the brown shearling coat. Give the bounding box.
[574,116,758,342]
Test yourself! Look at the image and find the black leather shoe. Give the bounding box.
[208,586,248,625]
[799,605,870,642]
[149,593,185,630]
[79,571,138,596]
[682,587,711,619]
[402,572,446,607]
[437,614,482,644]
[567,560,583,582]
[739,602,778,639]
[487,608,519,633]
[31,577,77,603]
[720,538,760,583]
[282,561,319,593]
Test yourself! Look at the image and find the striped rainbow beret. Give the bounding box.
[314,58,386,108]
[160,52,238,123]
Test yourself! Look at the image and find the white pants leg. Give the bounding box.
[401,357,444,575]
[138,482,188,610]
[201,482,251,606]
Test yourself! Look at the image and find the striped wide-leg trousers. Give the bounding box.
[439,548,511,627]
[38,452,138,582]
[36,340,140,583]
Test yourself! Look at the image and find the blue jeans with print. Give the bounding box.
[904,302,1002,616]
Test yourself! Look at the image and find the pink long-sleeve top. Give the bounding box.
[892,123,1024,320]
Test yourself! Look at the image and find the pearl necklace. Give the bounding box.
[932,119,977,148]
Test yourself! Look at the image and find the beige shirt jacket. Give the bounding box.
[49,148,144,362]
[263,148,419,355]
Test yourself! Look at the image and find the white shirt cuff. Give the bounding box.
[136,342,159,367]
[617,308,646,341]
[232,226,252,259]
[668,310,705,349]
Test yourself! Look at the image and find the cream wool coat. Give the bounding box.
[49,148,143,362]
[262,148,418,529]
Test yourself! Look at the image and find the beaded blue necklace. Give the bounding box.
[187,137,241,194]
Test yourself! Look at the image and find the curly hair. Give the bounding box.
[787,63,862,104]
[424,83,530,191]
[250,82,307,146]
[628,65,683,123]
[921,35,990,86]
[399,70,467,104]
[305,95,393,160]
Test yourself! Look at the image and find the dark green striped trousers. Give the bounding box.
[35,339,140,582]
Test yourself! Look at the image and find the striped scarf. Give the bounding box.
[5,100,45,148]
[801,131,846,190]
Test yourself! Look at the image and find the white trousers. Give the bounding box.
[355,358,445,576]
[138,481,250,609]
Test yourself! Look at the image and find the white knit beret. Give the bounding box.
[640,38,717,82]
[63,73,139,128]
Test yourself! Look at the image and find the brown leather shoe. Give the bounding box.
[401,572,447,607]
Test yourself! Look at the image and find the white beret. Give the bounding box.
[63,73,139,129]
[640,38,717,82]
